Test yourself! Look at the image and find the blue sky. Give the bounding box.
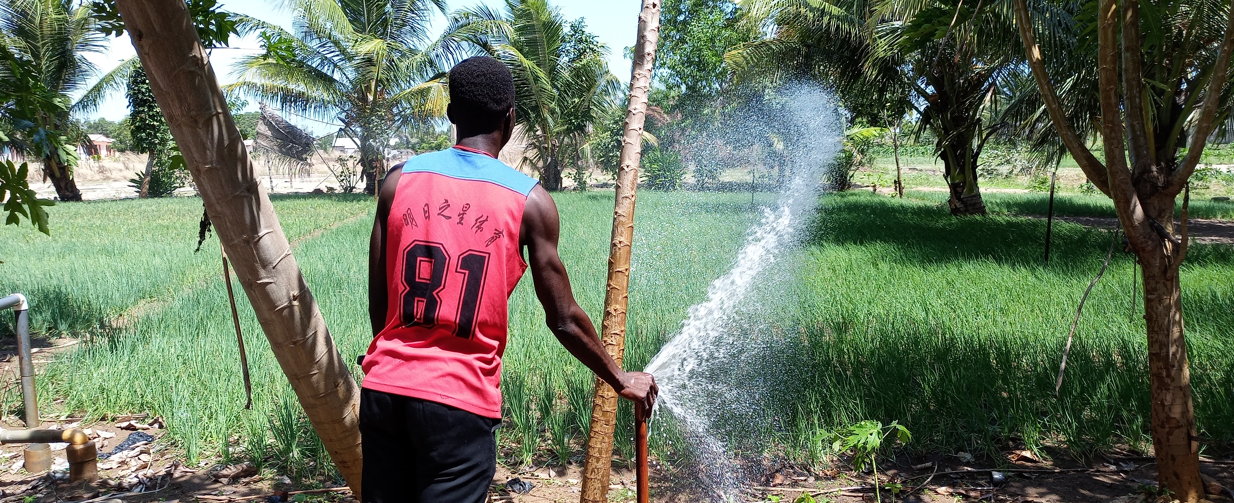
[81,0,642,135]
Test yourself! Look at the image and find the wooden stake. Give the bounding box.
[580,2,662,502]
[222,246,253,410]
[1044,171,1057,264]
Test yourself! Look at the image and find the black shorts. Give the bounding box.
[359,388,501,503]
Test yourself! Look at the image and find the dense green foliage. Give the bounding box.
[655,0,755,107]
[0,35,67,229]
[0,0,109,202]
[126,67,172,156]
[126,67,186,197]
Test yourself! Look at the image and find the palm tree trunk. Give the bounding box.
[140,151,155,198]
[938,141,985,215]
[360,140,383,196]
[43,157,82,201]
[1140,247,1202,501]
[580,1,661,502]
[111,0,363,496]
[542,155,563,191]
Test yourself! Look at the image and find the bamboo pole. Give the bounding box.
[111,0,362,495]
[579,2,662,501]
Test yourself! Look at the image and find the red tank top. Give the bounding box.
[361,146,539,418]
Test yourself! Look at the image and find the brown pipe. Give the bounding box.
[0,428,90,445]
[635,403,649,503]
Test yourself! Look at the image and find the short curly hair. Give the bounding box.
[448,57,515,132]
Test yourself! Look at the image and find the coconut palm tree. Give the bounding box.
[446,0,621,191]
[1013,0,1234,497]
[0,0,126,201]
[227,0,454,195]
[729,0,1026,214]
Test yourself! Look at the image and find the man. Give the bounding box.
[362,56,658,502]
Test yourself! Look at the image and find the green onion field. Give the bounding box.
[1,189,1232,482]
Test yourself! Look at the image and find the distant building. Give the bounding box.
[332,137,359,155]
[84,134,115,157]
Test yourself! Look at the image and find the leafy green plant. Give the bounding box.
[332,156,362,194]
[1028,173,1052,193]
[832,420,910,502]
[1191,166,1234,191]
[831,127,886,191]
[128,150,189,197]
[792,493,832,503]
[642,147,687,190]
[1,160,52,234]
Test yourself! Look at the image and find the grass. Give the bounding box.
[0,195,373,337]
[2,188,1233,483]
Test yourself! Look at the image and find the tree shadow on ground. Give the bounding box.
[808,192,1126,269]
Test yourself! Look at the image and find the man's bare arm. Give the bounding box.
[520,185,657,411]
[368,166,403,337]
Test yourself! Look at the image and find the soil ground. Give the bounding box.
[1043,216,1234,245]
[2,335,1230,502]
[0,433,1229,503]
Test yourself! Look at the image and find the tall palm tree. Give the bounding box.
[447,0,621,191]
[0,0,123,201]
[227,0,454,195]
[730,0,1026,215]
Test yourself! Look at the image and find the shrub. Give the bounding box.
[641,147,686,190]
[128,150,189,197]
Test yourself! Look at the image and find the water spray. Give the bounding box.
[643,83,844,499]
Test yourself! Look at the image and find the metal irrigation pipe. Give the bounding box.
[0,428,90,445]
[1,295,99,481]
[635,402,649,503]
[0,293,37,428]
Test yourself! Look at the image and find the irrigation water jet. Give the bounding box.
[643,84,844,499]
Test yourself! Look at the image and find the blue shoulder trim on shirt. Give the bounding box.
[402,149,539,196]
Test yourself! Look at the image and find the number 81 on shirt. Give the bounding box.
[401,241,489,339]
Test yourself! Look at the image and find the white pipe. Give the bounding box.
[0,293,27,311]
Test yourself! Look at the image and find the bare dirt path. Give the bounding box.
[1037,215,1234,245]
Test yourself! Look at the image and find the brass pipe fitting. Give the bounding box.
[66,441,98,482]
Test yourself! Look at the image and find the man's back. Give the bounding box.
[362,146,538,419]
